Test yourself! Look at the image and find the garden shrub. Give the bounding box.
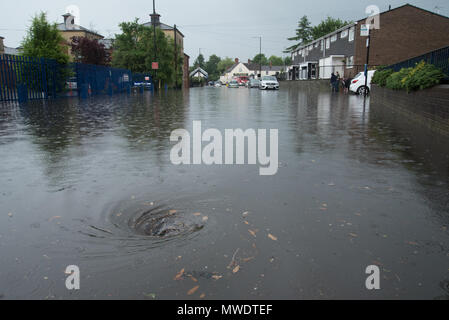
[372,68,394,87]
[382,61,444,92]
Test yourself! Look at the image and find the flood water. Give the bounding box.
[0,85,448,300]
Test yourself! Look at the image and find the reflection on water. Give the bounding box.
[0,87,448,300]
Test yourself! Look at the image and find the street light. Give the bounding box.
[252,36,262,79]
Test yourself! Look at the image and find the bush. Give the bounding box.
[383,61,444,92]
[372,68,394,87]
[401,61,444,92]
[385,67,412,90]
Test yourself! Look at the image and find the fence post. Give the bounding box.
[18,84,28,103]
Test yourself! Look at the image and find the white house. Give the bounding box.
[190,67,208,79]
[220,58,286,83]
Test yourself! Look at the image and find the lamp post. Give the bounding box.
[253,36,262,79]
[151,0,159,90]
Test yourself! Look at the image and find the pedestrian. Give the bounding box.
[344,77,351,94]
[335,72,341,93]
[330,73,337,92]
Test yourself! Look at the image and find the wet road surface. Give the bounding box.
[0,85,448,299]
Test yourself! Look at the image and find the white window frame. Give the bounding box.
[341,30,348,38]
[321,40,324,51]
[349,27,355,42]
[326,38,330,49]
[314,42,319,48]
[331,34,337,42]
[346,56,354,69]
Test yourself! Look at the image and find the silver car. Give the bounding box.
[259,76,279,90]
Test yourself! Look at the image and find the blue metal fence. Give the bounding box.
[387,46,449,79]
[0,54,153,102]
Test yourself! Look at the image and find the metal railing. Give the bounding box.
[386,46,449,79]
[0,54,154,102]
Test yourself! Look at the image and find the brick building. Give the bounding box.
[289,4,449,80]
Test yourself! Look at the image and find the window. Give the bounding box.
[331,34,337,42]
[341,30,348,38]
[308,45,313,51]
[346,56,354,69]
[321,40,324,51]
[315,42,319,48]
[349,27,355,42]
[326,38,330,49]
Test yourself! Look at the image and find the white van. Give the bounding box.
[350,70,376,95]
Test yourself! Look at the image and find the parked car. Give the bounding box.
[259,76,279,90]
[247,79,260,88]
[228,80,240,88]
[349,70,376,95]
[214,82,222,87]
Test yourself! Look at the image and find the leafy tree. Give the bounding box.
[71,36,110,65]
[194,54,205,69]
[217,57,235,74]
[21,12,71,93]
[252,53,268,65]
[285,15,312,52]
[311,17,351,40]
[268,55,284,66]
[205,54,221,81]
[112,19,183,87]
[283,56,292,65]
[21,12,70,64]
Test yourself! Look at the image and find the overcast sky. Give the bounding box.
[1,0,448,64]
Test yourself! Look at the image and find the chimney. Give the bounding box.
[248,59,251,64]
[0,36,4,55]
[62,13,75,29]
[235,58,239,64]
[150,13,161,26]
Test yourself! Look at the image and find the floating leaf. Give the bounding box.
[349,233,358,238]
[212,275,223,280]
[174,268,185,280]
[187,286,200,295]
[248,230,257,238]
[200,293,206,299]
[202,216,209,222]
[268,234,278,241]
[169,210,177,214]
[193,212,202,216]
[233,265,240,274]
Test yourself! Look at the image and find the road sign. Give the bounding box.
[361,24,370,37]
[145,76,150,81]
[152,62,159,70]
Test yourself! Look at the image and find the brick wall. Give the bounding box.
[355,5,449,68]
[370,84,449,136]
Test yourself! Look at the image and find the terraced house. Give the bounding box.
[288,4,449,80]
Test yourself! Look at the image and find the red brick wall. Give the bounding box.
[354,5,449,68]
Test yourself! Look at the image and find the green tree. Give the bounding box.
[112,19,183,87]
[252,54,268,65]
[217,57,235,74]
[21,12,71,94]
[311,17,352,40]
[21,12,70,64]
[205,54,221,81]
[194,54,205,69]
[268,55,284,66]
[283,56,292,65]
[285,15,312,53]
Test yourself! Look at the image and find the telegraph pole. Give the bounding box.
[174,24,178,89]
[252,36,262,79]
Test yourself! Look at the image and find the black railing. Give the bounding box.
[386,46,449,80]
